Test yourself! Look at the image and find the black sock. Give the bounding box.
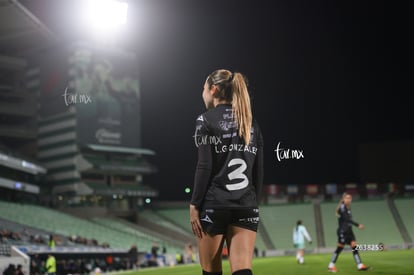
[352,246,362,265]
[232,269,253,275]
[330,246,343,264]
[202,270,222,275]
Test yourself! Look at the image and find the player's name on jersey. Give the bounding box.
[214,144,258,155]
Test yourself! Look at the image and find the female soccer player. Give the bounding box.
[293,220,312,264]
[190,69,264,275]
[328,192,369,272]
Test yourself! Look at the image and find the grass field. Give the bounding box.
[116,250,414,275]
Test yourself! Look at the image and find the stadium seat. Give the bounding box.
[394,198,414,242]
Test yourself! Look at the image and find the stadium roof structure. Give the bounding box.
[86,144,156,156]
[52,182,93,196]
[0,176,40,194]
[86,182,158,197]
[0,0,56,56]
[0,151,46,175]
[82,154,157,174]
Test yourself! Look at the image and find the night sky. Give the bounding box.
[24,0,411,201]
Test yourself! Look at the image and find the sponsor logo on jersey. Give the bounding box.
[222,132,238,139]
[219,120,236,131]
[223,113,234,119]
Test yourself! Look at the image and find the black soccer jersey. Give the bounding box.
[191,104,264,209]
[338,204,360,233]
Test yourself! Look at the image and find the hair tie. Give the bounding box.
[228,72,234,82]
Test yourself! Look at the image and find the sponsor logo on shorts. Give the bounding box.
[201,214,213,224]
[238,217,260,223]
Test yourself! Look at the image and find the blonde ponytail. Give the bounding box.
[231,72,252,145]
[206,69,253,144]
[335,192,349,216]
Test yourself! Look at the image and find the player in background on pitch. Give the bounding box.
[328,192,369,272]
[292,220,312,264]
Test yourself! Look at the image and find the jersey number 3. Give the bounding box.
[226,158,248,191]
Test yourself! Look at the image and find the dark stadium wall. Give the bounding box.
[359,140,414,182]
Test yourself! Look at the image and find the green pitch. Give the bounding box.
[116,250,414,275]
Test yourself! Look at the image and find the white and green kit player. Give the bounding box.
[293,220,312,264]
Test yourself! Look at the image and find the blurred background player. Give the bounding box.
[327,193,369,272]
[128,243,138,269]
[184,243,196,264]
[292,220,312,264]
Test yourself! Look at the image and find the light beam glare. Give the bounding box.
[83,0,128,35]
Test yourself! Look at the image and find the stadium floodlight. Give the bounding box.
[83,0,128,34]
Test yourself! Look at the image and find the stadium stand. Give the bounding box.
[0,200,182,253]
[255,224,269,252]
[135,210,195,248]
[321,200,404,248]
[1,197,411,264]
[0,244,11,256]
[156,208,193,235]
[91,217,183,254]
[320,202,342,248]
[0,217,62,246]
[387,197,412,244]
[312,202,325,247]
[139,209,193,237]
[394,198,414,242]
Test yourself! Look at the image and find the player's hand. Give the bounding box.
[190,204,203,239]
[358,224,364,230]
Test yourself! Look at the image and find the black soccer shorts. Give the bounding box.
[337,229,356,245]
[199,207,259,235]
